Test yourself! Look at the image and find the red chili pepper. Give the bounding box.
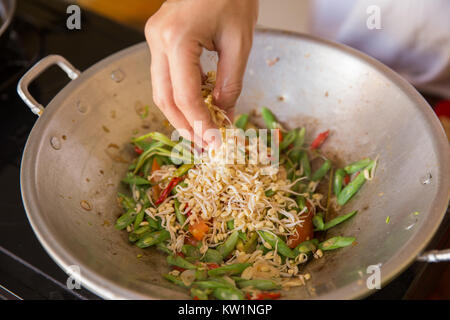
[246,292,281,300]
[344,174,350,185]
[176,252,185,258]
[193,296,199,300]
[134,146,144,155]
[155,177,182,205]
[310,130,330,150]
[206,263,220,270]
[172,266,186,272]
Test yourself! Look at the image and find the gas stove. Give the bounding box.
[0,0,448,300]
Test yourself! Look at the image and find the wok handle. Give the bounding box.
[416,249,450,263]
[17,55,81,116]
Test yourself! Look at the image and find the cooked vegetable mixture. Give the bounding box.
[115,72,377,300]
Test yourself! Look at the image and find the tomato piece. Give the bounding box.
[189,219,209,241]
[287,203,314,248]
[172,266,186,272]
[344,174,350,185]
[310,130,329,150]
[134,146,144,155]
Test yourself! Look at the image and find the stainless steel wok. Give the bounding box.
[17,29,450,299]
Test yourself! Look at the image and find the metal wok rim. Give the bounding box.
[0,0,16,39]
[20,29,450,300]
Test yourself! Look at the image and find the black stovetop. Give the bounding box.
[0,0,448,300]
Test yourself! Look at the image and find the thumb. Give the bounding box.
[213,37,252,122]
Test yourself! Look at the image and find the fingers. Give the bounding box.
[149,49,196,142]
[213,31,253,122]
[167,41,219,147]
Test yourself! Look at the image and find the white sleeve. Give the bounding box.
[310,0,450,98]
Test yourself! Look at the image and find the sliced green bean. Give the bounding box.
[202,249,223,264]
[296,195,306,211]
[294,239,319,255]
[261,107,280,130]
[333,168,346,196]
[236,279,281,290]
[234,114,249,129]
[181,244,201,258]
[299,151,311,178]
[217,231,240,258]
[145,216,161,230]
[190,287,210,300]
[337,169,369,206]
[194,280,233,290]
[167,254,197,270]
[128,225,152,242]
[174,163,194,177]
[312,213,325,231]
[344,158,372,175]
[136,230,170,248]
[318,236,355,251]
[133,209,145,230]
[114,211,135,230]
[242,232,258,253]
[207,263,251,277]
[174,199,186,227]
[227,219,234,230]
[121,172,150,186]
[156,242,172,254]
[279,129,297,151]
[117,193,136,211]
[311,159,332,181]
[257,231,295,258]
[163,274,188,288]
[213,287,245,300]
[323,210,357,230]
[289,127,306,163]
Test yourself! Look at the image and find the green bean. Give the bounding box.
[257,231,295,258]
[181,244,201,258]
[236,279,281,290]
[289,127,306,163]
[194,280,233,290]
[243,232,258,253]
[117,193,136,211]
[311,159,332,181]
[217,231,240,258]
[202,249,223,264]
[234,114,249,129]
[294,239,319,255]
[312,213,325,231]
[121,172,150,186]
[279,129,297,151]
[344,158,372,174]
[299,151,311,178]
[156,242,172,255]
[261,107,280,130]
[195,269,208,281]
[213,287,245,300]
[333,168,346,196]
[114,211,136,230]
[174,199,186,227]
[128,225,151,242]
[337,168,369,206]
[207,263,251,277]
[318,236,355,251]
[145,216,161,230]
[226,219,234,230]
[190,287,210,300]
[167,254,197,270]
[133,209,145,230]
[136,230,170,248]
[323,210,357,230]
[132,131,177,148]
[296,195,306,211]
[162,274,188,288]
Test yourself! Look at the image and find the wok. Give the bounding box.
[0,0,15,40]
[17,29,450,299]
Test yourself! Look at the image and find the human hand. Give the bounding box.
[145,0,258,146]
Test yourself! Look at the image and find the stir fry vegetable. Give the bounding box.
[115,95,377,300]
